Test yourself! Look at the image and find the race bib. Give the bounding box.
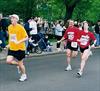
[68,34,74,40]
[80,35,89,46]
[71,42,77,48]
[80,41,87,45]
[80,38,88,45]
[10,34,17,42]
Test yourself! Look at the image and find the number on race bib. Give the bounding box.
[71,42,77,48]
[10,34,17,42]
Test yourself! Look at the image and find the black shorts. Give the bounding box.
[66,41,78,51]
[8,50,25,61]
[80,46,89,53]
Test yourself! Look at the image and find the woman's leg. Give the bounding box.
[65,49,72,71]
[77,49,90,77]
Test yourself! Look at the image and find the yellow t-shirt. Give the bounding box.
[8,24,28,51]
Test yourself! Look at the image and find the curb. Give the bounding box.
[0,46,100,61]
[0,51,66,61]
[26,51,66,58]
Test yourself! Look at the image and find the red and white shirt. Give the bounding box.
[78,30,96,48]
[63,26,79,42]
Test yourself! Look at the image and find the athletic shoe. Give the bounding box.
[76,71,83,78]
[65,65,72,71]
[19,74,27,82]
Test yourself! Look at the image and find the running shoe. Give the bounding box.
[65,65,72,71]
[19,74,27,82]
[76,71,83,78]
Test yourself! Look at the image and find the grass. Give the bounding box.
[49,38,57,43]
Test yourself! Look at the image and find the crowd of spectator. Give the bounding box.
[0,13,100,54]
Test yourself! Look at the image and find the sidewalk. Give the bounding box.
[0,42,100,61]
[0,42,66,61]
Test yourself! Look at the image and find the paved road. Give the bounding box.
[0,49,100,91]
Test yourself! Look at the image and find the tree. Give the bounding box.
[0,0,100,23]
[64,0,80,23]
[72,0,100,22]
[24,0,34,19]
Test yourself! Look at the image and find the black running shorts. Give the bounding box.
[8,50,25,61]
[80,46,89,53]
[66,41,78,51]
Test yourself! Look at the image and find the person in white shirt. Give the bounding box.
[55,21,64,51]
[29,18,38,43]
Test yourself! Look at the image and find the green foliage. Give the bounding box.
[0,0,100,22]
[72,0,100,22]
[36,0,65,21]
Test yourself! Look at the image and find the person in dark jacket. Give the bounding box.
[24,19,32,54]
[0,14,8,48]
[94,20,100,46]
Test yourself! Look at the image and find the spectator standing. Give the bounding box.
[0,13,7,48]
[94,20,100,46]
[43,20,49,34]
[29,17,38,43]
[55,21,64,51]
[24,18,32,55]
[37,17,43,33]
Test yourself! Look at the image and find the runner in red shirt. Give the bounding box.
[77,21,96,77]
[58,20,80,71]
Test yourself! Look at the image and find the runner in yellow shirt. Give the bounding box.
[6,14,28,82]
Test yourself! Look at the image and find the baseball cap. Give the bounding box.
[9,14,19,21]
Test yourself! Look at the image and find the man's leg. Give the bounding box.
[6,56,18,65]
[17,60,26,74]
[6,56,21,74]
[18,60,27,81]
